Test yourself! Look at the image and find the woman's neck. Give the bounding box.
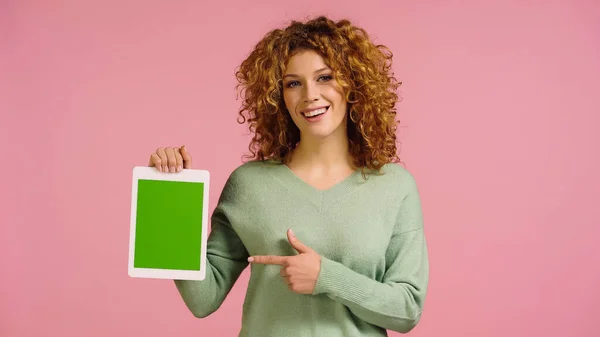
[287,131,354,172]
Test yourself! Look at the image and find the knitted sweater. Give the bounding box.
[174,160,429,336]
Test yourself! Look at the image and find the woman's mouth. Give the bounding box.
[301,106,330,122]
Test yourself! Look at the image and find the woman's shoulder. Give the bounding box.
[227,159,282,181]
[368,162,420,195]
[374,162,417,182]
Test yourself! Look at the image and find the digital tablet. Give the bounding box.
[128,166,210,280]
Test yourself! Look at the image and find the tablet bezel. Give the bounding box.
[128,166,210,281]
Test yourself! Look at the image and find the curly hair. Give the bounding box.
[235,16,402,172]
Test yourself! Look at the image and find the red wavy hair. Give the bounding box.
[235,16,402,172]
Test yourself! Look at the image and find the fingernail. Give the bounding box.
[163,166,168,172]
[289,229,295,237]
[170,166,175,173]
[178,165,183,172]
[247,257,254,262]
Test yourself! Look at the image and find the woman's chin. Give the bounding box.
[299,124,347,142]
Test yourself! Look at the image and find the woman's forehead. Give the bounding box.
[283,50,331,74]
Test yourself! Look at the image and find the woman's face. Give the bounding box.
[282,49,347,141]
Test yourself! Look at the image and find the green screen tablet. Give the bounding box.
[128,166,210,280]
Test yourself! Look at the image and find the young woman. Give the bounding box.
[148,16,429,337]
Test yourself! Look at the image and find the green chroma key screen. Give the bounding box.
[134,179,204,271]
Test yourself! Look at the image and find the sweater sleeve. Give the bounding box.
[312,173,429,333]
[174,172,249,318]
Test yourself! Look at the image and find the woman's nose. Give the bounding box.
[303,83,319,102]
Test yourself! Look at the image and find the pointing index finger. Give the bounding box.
[248,255,288,265]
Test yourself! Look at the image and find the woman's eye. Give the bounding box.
[286,81,300,88]
[285,75,332,88]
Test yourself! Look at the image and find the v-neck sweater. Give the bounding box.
[174,160,429,336]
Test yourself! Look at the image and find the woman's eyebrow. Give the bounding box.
[283,67,331,79]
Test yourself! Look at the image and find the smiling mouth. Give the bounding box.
[301,106,329,118]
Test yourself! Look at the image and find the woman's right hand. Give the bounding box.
[148,145,192,173]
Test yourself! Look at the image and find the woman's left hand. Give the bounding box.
[248,229,321,294]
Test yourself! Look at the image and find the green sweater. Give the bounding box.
[174,160,429,336]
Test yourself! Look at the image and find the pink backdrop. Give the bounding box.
[2,0,599,336]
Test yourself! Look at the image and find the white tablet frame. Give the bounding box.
[128,166,210,281]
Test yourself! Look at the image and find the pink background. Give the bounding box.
[2,0,599,336]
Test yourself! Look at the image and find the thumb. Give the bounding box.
[287,229,313,254]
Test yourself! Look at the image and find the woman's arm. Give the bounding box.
[174,173,249,318]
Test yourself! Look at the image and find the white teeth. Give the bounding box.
[303,107,327,117]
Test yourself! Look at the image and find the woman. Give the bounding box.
[148,16,429,337]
